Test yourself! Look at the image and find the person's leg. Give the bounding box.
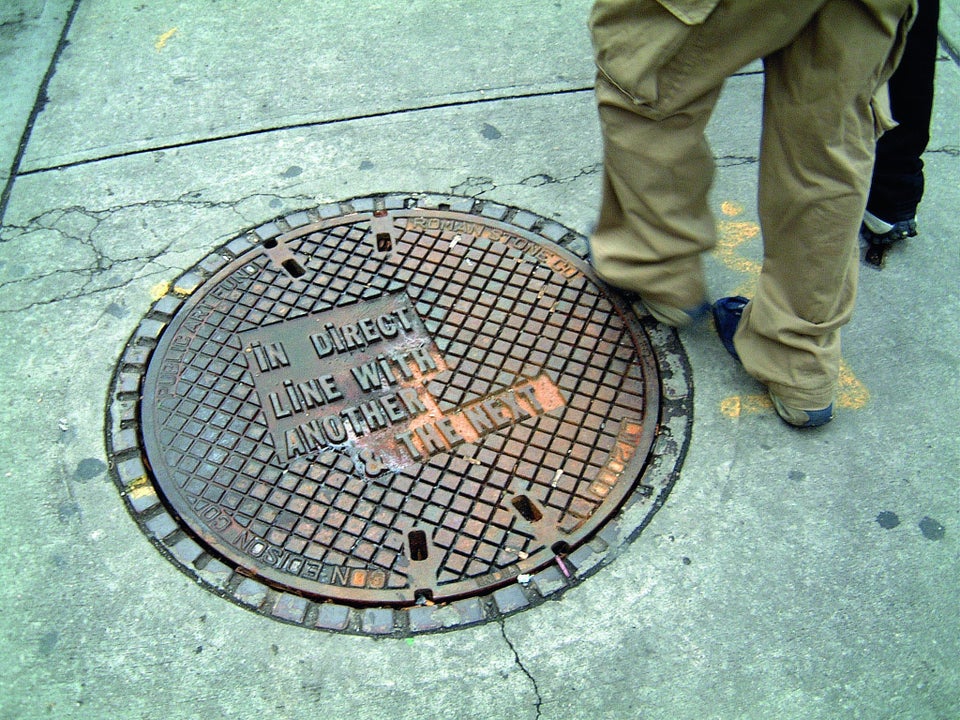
[733,0,915,418]
[866,0,940,228]
[588,0,825,321]
[589,2,721,315]
[592,78,719,315]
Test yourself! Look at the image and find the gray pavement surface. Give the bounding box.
[1,2,958,719]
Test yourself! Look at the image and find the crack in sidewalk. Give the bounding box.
[0,190,315,314]
[499,619,543,720]
[451,164,602,198]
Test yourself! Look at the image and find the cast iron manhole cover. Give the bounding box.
[107,193,692,635]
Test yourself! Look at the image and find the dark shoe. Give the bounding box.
[713,296,834,428]
[712,296,749,362]
[861,213,917,268]
[860,212,917,246]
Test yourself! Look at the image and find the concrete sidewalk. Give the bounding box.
[1,2,958,719]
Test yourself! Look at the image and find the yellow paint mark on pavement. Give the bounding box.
[716,222,761,269]
[720,394,772,419]
[714,202,761,295]
[720,201,744,217]
[155,27,178,51]
[838,359,870,409]
[150,281,171,300]
[125,476,155,501]
[720,361,869,419]
[717,220,759,246]
[173,282,197,297]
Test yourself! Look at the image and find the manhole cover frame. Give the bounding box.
[105,192,693,636]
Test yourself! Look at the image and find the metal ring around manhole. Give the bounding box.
[106,193,693,636]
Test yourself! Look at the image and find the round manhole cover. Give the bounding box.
[107,193,692,635]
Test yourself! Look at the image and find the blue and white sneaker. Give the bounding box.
[712,296,834,428]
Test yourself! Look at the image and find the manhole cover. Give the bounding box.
[107,193,692,635]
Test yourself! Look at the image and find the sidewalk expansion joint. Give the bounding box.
[14,87,595,180]
[0,0,83,226]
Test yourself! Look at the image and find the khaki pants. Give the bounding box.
[589,0,914,408]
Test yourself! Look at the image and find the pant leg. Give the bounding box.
[589,2,720,309]
[592,75,719,309]
[734,0,915,408]
[867,0,940,223]
[588,0,826,310]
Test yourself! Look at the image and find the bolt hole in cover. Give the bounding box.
[106,193,692,636]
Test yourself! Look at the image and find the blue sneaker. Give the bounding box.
[712,296,834,428]
[712,296,749,362]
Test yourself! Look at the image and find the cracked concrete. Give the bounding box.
[500,619,544,720]
[451,164,602,200]
[1,2,959,719]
